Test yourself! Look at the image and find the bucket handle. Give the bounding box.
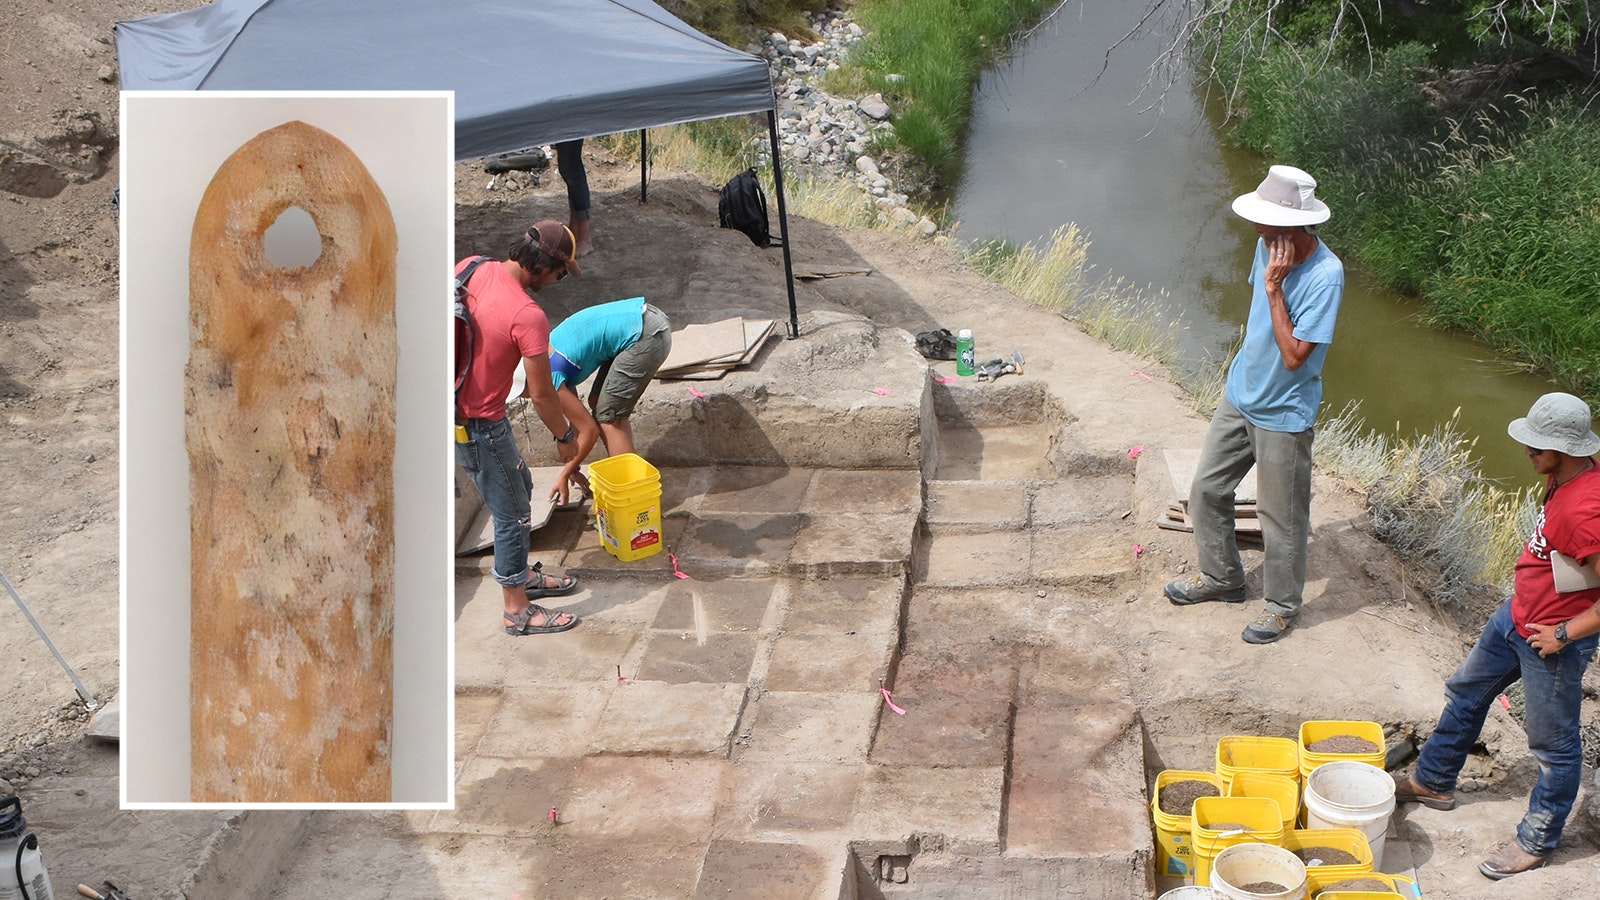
[15,832,37,900]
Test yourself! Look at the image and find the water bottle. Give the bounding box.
[956,329,975,376]
[0,796,54,900]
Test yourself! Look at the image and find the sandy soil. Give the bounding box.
[0,1,1597,897]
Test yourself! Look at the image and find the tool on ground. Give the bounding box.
[75,882,128,900]
[1,795,55,900]
[975,350,1026,382]
[1,568,97,709]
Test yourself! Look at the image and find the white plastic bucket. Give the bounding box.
[1302,761,1397,869]
[1208,842,1308,900]
[1158,887,1225,900]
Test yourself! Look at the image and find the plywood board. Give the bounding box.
[1164,448,1258,504]
[657,318,747,373]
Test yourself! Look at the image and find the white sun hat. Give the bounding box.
[1231,165,1331,226]
[1508,392,1600,457]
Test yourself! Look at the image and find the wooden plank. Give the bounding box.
[189,121,394,802]
[656,318,746,373]
[1164,448,1258,504]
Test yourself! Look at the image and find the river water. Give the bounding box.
[951,0,1557,486]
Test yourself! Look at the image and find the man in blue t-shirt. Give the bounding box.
[1164,165,1345,644]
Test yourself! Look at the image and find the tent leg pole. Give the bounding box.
[639,129,648,203]
[768,111,799,340]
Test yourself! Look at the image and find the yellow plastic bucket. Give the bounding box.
[1229,772,1300,833]
[1298,721,1385,780]
[588,453,663,561]
[1282,828,1373,881]
[1305,870,1415,897]
[1314,893,1404,900]
[1191,796,1284,887]
[1216,736,1300,793]
[1153,770,1224,877]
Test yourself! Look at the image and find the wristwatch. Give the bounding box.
[554,424,576,444]
[1554,621,1570,644]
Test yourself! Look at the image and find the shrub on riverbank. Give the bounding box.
[1204,16,1600,399]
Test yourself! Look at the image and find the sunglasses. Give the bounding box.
[555,266,569,281]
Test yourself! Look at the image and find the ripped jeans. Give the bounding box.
[455,416,533,588]
[1414,599,1598,855]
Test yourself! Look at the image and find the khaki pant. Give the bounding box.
[1189,398,1315,618]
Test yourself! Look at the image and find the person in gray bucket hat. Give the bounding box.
[1394,392,1600,880]
[1164,165,1344,644]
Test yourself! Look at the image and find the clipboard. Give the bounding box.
[1551,550,1600,593]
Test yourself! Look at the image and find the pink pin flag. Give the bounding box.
[880,687,907,715]
[1128,445,1144,459]
[1498,694,1511,710]
[1131,370,1153,381]
[873,387,891,395]
[935,376,956,384]
[1133,543,1143,557]
[548,807,557,823]
[686,385,706,399]
[668,552,690,580]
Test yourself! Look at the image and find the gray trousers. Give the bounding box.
[1189,398,1315,618]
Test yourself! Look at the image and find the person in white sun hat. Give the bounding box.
[1395,391,1600,881]
[1164,165,1345,645]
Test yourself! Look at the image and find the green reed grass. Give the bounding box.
[847,0,1056,183]
[1314,404,1538,606]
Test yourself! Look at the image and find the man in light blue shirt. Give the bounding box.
[1165,165,1345,644]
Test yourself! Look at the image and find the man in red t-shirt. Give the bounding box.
[1394,392,1600,879]
[455,221,585,636]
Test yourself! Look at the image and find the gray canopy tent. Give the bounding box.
[114,0,800,338]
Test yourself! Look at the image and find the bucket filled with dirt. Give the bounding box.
[1302,761,1396,869]
[1298,720,1385,780]
[1153,770,1223,877]
[1208,841,1307,899]
[1191,796,1285,886]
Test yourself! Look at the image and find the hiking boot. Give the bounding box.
[1393,772,1457,810]
[1479,842,1548,880]
[1241,610,1295,644]
[1164,575,1246,606]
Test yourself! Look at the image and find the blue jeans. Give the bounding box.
[455,416,533,588]
[1414,599,1598,855]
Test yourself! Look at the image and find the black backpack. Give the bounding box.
[453,256,491,402]
[718,167,776,247]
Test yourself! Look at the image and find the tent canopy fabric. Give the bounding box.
[114,0,776,160]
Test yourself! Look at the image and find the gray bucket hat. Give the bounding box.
[1507,392,1600,456]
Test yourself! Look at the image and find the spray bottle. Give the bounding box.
[0,796,55,900]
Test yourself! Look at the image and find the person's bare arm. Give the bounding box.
[521,353,576,462]
[1264,233,1316,370]
[1527,553,1600,656]
[547,385,601,505]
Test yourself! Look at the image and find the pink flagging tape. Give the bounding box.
[686,386,705,399]
[1131,370,1153,381]
[880,687,907,715]
[1133,543,1144,557]
[669,552,690,580]
[1128,445,1145,459]
[935,376,956,383]
[1498,694,1511,710]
